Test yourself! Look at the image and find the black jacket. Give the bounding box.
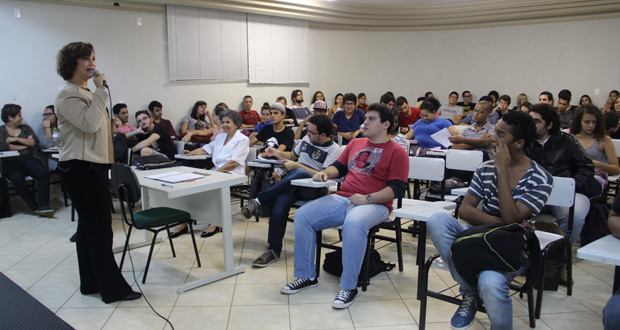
[526,132,594,195]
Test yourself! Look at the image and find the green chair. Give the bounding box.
[111,163,201,284]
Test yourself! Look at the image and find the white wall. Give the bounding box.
[1,0,619,130]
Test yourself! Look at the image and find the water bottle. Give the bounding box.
[52,128,60,148]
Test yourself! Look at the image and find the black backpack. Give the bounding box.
[323,249,395,287]
[580,202,611,246]
[450,223,542,293]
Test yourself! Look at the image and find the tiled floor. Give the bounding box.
[0,189,614,329]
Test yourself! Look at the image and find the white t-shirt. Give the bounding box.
[202,130,249,176]
[438,105,464,121]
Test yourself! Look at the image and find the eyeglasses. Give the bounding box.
[344,102,355,106]
[306,129,320,136]
[42,113,54,117]
[464,95,472,98]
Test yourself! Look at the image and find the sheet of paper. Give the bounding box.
[144,171,206,183]
[430,128,453,148]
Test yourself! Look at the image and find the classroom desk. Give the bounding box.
[391,200,456,299]
[0,151,20,218]
[577,234,620,293]
[132,166,247,293]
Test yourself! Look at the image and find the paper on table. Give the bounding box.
[430,128,453,148]
[145,171,206,183]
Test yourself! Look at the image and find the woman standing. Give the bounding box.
[570,104,620,197]
[55,42,140,303]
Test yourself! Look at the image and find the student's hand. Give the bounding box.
[264,147,280,158]
[181,133,192,143]
[41,120,51,129]
[283,160,299,171]
[492,141,511,171]
[313,171,328,182]
[448,135,466,144]
[349,193,368,205]
[182,149,190,155]
[6,137,18,143]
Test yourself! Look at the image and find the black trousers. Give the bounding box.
[58,160,132,303]
[4,156,49,209]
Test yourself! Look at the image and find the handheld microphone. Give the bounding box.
[91,69,109,88]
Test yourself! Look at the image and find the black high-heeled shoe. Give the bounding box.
[200,226,222,238]
[170,220,196,238]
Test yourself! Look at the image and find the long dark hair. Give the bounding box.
[191,101,207,122]
[570,104,606,140]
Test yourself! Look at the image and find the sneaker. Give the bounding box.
[35,204,55,217]
[450,294,478,330]
[280,278,318,294]
[252,250,280,268]
[332,288,358,309]
[240,199,259,219]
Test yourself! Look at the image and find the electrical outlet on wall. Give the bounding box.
[595,88,600,96]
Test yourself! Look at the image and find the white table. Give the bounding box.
[392,200,456,299]
[132,166,247,293]
[577,234,620,293]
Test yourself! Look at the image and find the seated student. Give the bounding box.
[527,103,594,248]
[449,101,495,159]
[172,110,250,238]
[35,105,61,170]
[113,103,136,134]
[181,100,214,145]
[294,100,338,140]
[427,111,553,330]
[249,103,295,153]
[329,93,344,118]
[290,90,314,122]
[604,194,620,330]
[380,92,396,111]
[240,115,342,268]
[397,96,421,135]
[240,95,261,129]
[389,110,409,151]
[148,100,178,140]
[112,118,128,164]
[332,93,365,145]
[357,92,368,112]
[493,94,512,120]
[276,96,298,126]
[127,110,176,160]
[570,104,620,198]
[459,96,499,126]
[520,101,532,114]
[405,97,460,149]
[456,90,477,117]
[0,104,54,216]
[281,103,408,309]
[250,102,272,140]
[438,91,464,124]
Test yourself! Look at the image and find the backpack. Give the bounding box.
[132,154,180,170]
[323,249,395,287]
[451,223,542,293]
[580,202,611,246]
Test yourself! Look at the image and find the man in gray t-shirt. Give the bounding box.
[438,91,464,124]
[241,115,342,268]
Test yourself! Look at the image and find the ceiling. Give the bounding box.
[32,0,620,30]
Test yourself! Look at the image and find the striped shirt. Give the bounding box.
[467,160,553,219]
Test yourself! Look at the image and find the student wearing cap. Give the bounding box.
[294,100,338,140]
[250,102,295,152]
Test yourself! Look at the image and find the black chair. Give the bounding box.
[111,163,201,284]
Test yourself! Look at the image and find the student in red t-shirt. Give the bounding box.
[239,95,260,128]
[396,96,420,135]
[281,103,409,310]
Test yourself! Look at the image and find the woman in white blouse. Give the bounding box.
[171,109,250,238]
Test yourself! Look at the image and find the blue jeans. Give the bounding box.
[427,212,517,330]
[257,168,326,254]
[293,194,389,290]
[541,192,589,246]
[604,290,620,330]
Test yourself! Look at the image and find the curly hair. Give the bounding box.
[570,104,606,140]
[501,111,536,149]
[56,42,94,81]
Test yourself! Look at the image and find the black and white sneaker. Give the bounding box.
[240,199,259,219]
[332,288,358,309]
[280,278,318,294]
[252,250,280,268]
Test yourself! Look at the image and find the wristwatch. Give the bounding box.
[366,194,372,203]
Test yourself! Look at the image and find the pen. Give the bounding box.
[161,183,174,188]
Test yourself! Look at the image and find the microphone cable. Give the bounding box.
[105,84,175,330]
